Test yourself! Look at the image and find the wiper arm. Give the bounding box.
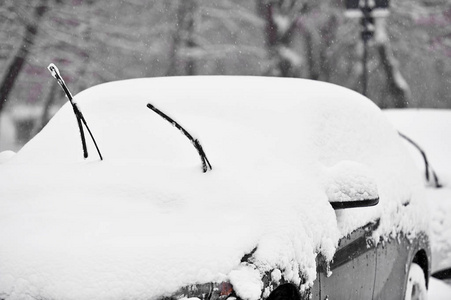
[47,63,103,161]
[146,102,212,173]
[399,132,440,188]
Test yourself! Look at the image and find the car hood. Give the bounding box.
[0,77,426,300]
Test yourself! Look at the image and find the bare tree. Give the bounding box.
[257,0,308,77]
[299,1,343,81]
[0,0,48,113]
[374,18,411,108]
[167,0,199,76]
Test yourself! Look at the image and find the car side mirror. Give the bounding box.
[432,268,451,281]
[325,161,379,210]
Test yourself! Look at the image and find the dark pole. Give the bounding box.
[345,0,390,97]
[362,33,368,96]
[361,0,373,97]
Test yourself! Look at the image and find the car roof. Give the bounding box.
[12,76,402,166]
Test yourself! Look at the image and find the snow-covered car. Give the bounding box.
[385,109,451,285]
[0,76,430,300]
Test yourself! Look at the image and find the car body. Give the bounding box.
[0,76,430,300]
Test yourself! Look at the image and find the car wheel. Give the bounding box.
[267,284,300,300]
[404,262,427,300]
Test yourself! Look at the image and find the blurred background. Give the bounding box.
[1,0,450,151]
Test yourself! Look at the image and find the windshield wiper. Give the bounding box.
[399,132,440,188]
[146,102,212,173]
[47,63,103,161]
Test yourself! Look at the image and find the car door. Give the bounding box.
[317,220,380,300]
[371,234,411,300]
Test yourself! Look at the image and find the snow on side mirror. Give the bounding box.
[325,161,379,210]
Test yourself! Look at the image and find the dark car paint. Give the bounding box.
[311,219,430,300]
[314,220,379,300]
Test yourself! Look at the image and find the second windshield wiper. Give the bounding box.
[399,132,441,188]
[147,102,212,173]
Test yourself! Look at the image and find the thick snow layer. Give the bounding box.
[385,109,451,274]
[325,161,378,202]
[0,77,426,300]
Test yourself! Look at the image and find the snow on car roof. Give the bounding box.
[0,77,426,300]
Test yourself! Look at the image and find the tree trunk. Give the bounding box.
[304,31,320,80]
[375,19,411,108]
[318,15,338,82]
[257,0,303,77]
[0,0,48,113]
[167,0,197,76]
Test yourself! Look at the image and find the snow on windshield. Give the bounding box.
[0,77,426,300]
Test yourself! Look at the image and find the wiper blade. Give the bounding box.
[399,132,440,188]
[47,63,103,161]
[146,102,212,173]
